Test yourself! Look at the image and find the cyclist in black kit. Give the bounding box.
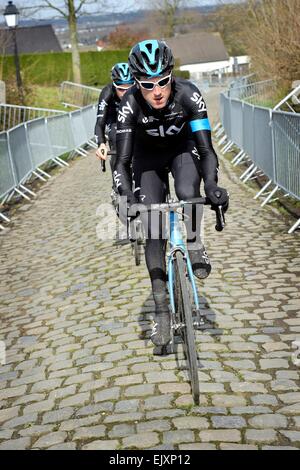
[95,62,134,176]
[113,40,229,346]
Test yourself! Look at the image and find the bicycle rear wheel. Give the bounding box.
[174,250,199,404]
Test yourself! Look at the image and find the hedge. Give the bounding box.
[173,69,190,79]
[0,50,130,87]
[1,49,190,87]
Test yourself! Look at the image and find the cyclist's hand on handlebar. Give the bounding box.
[204,182,229,211]
[126,194,140,221]
[96,143,108,161]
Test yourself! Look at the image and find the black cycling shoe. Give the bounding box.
[188,246,211,279]
[150,312,171,347]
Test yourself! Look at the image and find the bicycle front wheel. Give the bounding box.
[133,239,141,266]
[133,219,144,266]
[174,250,199,404]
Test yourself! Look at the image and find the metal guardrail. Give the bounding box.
[229,73,256,90]
[0,104,65,132]
[273,84,300,113]
[0,103,98,229]
[197,69,253,89]
[218,84,300,234]
[60,81,101,108]
[228,79,277,106]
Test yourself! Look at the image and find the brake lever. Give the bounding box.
[215,205,225,231]
[101,159,106,172]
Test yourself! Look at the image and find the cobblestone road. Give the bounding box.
[0,89,299,450]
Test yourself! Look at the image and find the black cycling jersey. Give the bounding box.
[114,77,219,200]
[94,84,120,147]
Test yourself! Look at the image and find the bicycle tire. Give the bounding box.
[134,219,145,266]
[134,239,141,266]
[174,250,199,404]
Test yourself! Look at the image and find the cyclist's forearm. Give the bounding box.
[194,130,219,184]
[113,157,133,198]
[115,129,135,198]
[94,122,106,146]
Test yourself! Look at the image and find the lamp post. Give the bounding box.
[4,1,24,102]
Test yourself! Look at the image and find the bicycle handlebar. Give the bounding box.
[102,151,226,231]
[135,197,226,232]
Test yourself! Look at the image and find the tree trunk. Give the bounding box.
[68,0,81,84]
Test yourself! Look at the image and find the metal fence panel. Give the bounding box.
[229,79,276,105]
[230,99,243,148]
[0,131,16,198]
[223,94,232,140]
[8,124,33,182]
[81,105,97,138]
[0,103,99,200]
[243,103,255,158]
[60,81,100,108]
[253,107,274,180]
[70,110,88,148]
[273,111,300,199]
[219,93,225,127]
[0,104,65,132]
[26,118,53,168]
[47,113,75,159]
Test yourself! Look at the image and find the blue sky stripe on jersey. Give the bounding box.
[189,118,211,132]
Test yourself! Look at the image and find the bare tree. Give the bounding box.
[35,1,100,84]
[19,0,114,84]
[205,2,248,56]
[107,25,150,49]
[244,0,300,85]
[146,0,189,38]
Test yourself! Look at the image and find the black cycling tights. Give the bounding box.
[132,143,203,306]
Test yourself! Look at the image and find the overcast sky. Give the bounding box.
[0,0,242,20]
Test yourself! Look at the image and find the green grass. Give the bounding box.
[25,85,72,111]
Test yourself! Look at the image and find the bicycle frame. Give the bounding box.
[167,209,201,315]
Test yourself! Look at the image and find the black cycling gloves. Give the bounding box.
[204,182,229,210]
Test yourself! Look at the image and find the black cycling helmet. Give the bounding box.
[128,39,174,79]
[111,63,134,85]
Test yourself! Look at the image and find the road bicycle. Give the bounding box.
[100,152,145,266]
[101,153,225,402]
[138,192,225,404]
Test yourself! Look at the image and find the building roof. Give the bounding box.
[1,24,62,54]
[165,32,229,66]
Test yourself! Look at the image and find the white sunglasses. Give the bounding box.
[136,73,172,91]
[113,82,134,91]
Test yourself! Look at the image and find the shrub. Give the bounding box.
[173,69,190,80]
[0,49,131,87]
